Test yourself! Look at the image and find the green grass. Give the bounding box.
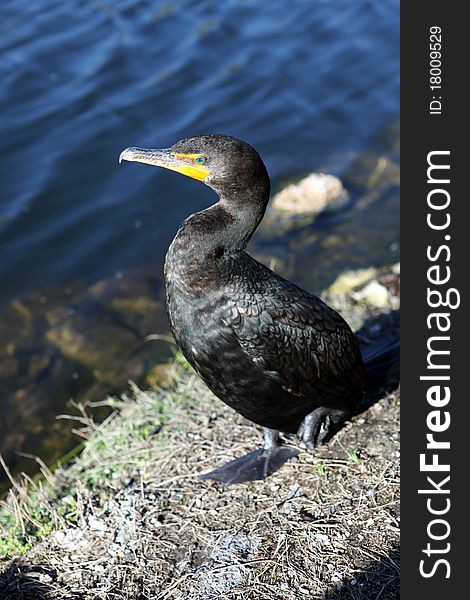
[346,448,363,464]
[171,347,194,372]
[313,464,326,476]
[0,479,79,559]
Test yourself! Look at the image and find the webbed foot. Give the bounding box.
[199,428,298,485]
[199,446,299,485]
[297,407,346,451]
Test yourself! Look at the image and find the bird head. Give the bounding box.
[119,134,269,200]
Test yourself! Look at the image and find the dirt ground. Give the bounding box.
[0,376,399,600]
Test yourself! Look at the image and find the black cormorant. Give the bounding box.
[119,134,398,485]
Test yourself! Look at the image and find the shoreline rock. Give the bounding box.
[271,173,349,217]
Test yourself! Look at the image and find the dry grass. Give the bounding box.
[0,371,399,599]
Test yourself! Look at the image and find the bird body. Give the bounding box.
[120,134,395,484]
[165,229,365,433]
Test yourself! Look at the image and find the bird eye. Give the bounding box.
[194,156,206,164]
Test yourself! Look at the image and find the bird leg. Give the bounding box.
[297,407,345,451]
[263,427,280,451]
[199,427,299,485]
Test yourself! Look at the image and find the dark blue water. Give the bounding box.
[0,0,399,302]
[0,0,399,487]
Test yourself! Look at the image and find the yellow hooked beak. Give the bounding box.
[119,147,210,181]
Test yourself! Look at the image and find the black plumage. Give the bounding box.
[120,134,397,484]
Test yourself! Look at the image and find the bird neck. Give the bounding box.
[216,203,264,252]
[176,180,270,255]
[217,175,271,251]
[165,184,270,294]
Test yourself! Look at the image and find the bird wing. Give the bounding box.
[224,258,365,402]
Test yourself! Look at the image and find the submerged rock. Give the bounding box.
[258,172,350,239]
[44,273,171,387]
[343,153,400,191]
[0,270,172,492]
[271,173,349,217]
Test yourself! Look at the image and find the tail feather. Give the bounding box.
[361,335,400,390]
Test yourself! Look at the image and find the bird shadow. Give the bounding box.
[324,546,400,599]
